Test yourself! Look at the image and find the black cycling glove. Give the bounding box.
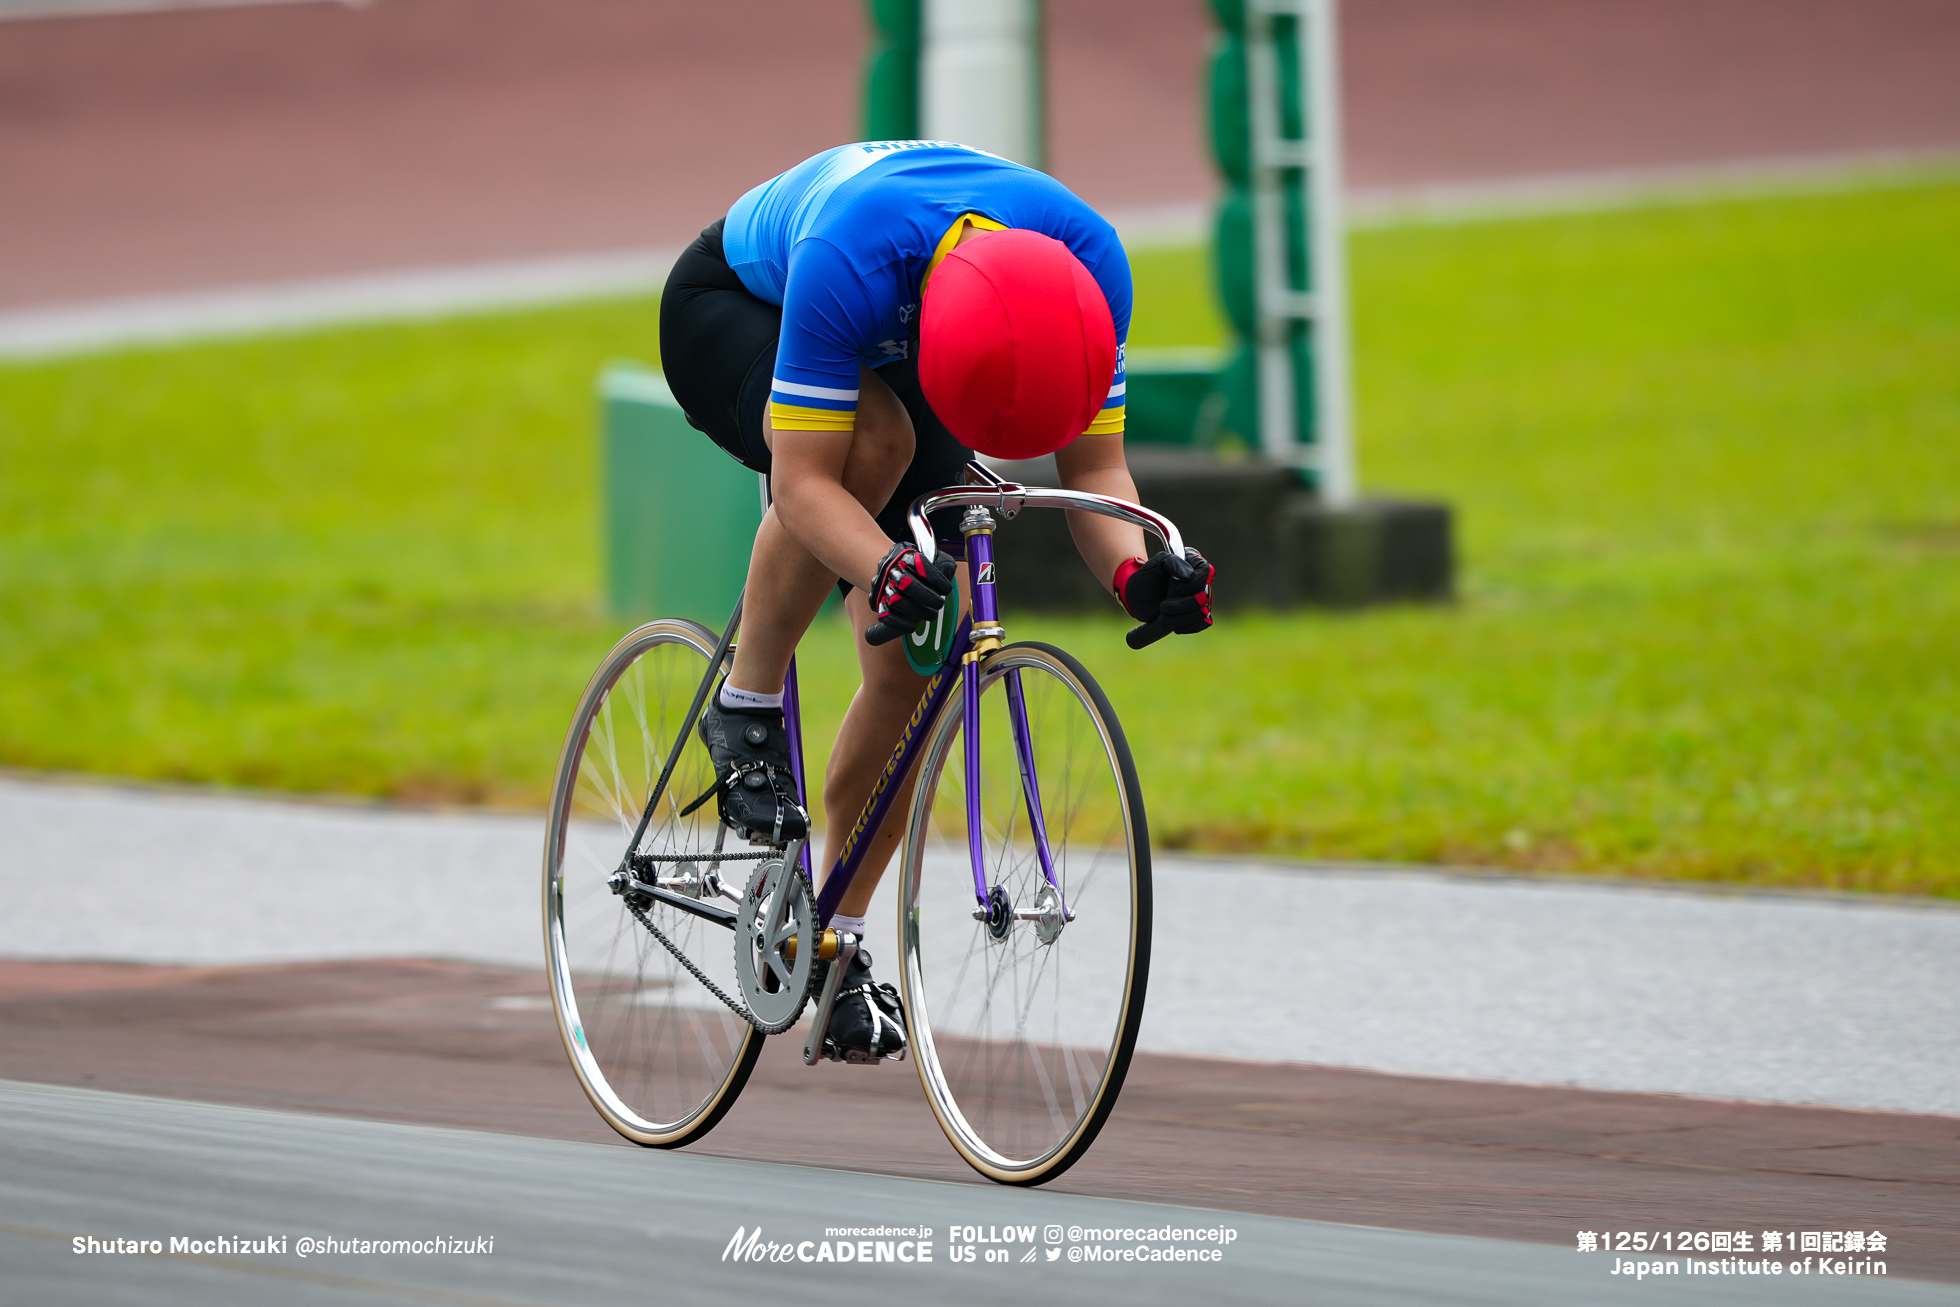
[1114,548,1215,648]
[865,542,958,646]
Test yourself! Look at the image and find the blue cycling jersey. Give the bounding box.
[722,141,1129,435]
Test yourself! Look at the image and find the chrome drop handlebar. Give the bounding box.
[904,471,1185,564]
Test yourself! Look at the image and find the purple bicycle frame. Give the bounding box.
[806,516,1054,924]
[959,526,1064,914]
[781,657,815,881]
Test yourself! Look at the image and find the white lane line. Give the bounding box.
[1346,147,1960,228]
[0,247,681,361]
[0,0,353,22]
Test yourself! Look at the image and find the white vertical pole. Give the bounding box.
[1305,0,1356,505]
[921,0,1043,168]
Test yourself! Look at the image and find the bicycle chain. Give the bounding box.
[619,847,820,1031]
[622,895,756,1027]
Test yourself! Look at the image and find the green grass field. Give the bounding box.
[3,174,1956,893]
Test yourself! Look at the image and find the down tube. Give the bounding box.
[812,619,970,925]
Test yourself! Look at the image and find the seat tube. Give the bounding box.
[961,507,1003,904]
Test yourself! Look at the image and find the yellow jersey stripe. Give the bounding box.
[1084,404,1126,436]
[769,401,856,432]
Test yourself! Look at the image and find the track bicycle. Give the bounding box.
[542,460,1188,1185]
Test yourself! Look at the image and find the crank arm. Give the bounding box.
[801,932,859,1065]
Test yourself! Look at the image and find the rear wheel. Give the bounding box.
[543,619,761,1147]
[897,642,1150,1185]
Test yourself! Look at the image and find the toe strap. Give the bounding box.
[851,982,908,1057]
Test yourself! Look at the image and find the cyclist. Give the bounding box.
[659,140,1214,1061]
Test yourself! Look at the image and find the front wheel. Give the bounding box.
[897,642,1151,1185]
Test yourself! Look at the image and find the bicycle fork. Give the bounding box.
[959,507,1070,936]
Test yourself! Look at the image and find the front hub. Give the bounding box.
[985,883,1013,942]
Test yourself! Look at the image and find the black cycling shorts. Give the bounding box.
[658,218,972,569]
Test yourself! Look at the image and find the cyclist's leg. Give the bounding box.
[816,586,938,914]
[807,582,965,1060]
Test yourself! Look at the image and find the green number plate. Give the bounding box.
[903,586,961,676]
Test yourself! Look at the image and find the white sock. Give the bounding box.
[718,681,783,712]
[830,914,868,938]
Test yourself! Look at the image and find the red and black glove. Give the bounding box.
[1114,548,1215,649]
[865,542,958,646]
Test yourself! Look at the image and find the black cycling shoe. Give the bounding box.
[815,947,907,1064]
[697,688,809,845]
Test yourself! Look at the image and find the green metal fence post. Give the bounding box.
[1206,0,1261,453]
[863,0,920,139]
[1204,0,1356,497]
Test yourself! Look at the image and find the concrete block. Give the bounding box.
[980,448,1453,613]
[1282,496,1455,607]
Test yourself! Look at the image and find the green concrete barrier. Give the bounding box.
[601,362,760,624]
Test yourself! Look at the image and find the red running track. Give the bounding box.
[0,0,1956,306]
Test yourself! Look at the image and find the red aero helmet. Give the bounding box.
[918,229,1118,460]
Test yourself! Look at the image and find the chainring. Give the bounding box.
[733,856,816,1034]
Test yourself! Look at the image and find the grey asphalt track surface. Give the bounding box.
[5,775,1959,1117]
[3,1079,1952,1307]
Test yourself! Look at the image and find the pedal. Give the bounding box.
[801,933,857,1065]
[820,1039,906,1066]
[722,791,808,849]
[729,803,808,849]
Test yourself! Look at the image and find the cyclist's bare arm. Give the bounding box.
[1056,430,1151,589]
[765,372,913,593]
[738,407,1147,705]
[725,367,915,696]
